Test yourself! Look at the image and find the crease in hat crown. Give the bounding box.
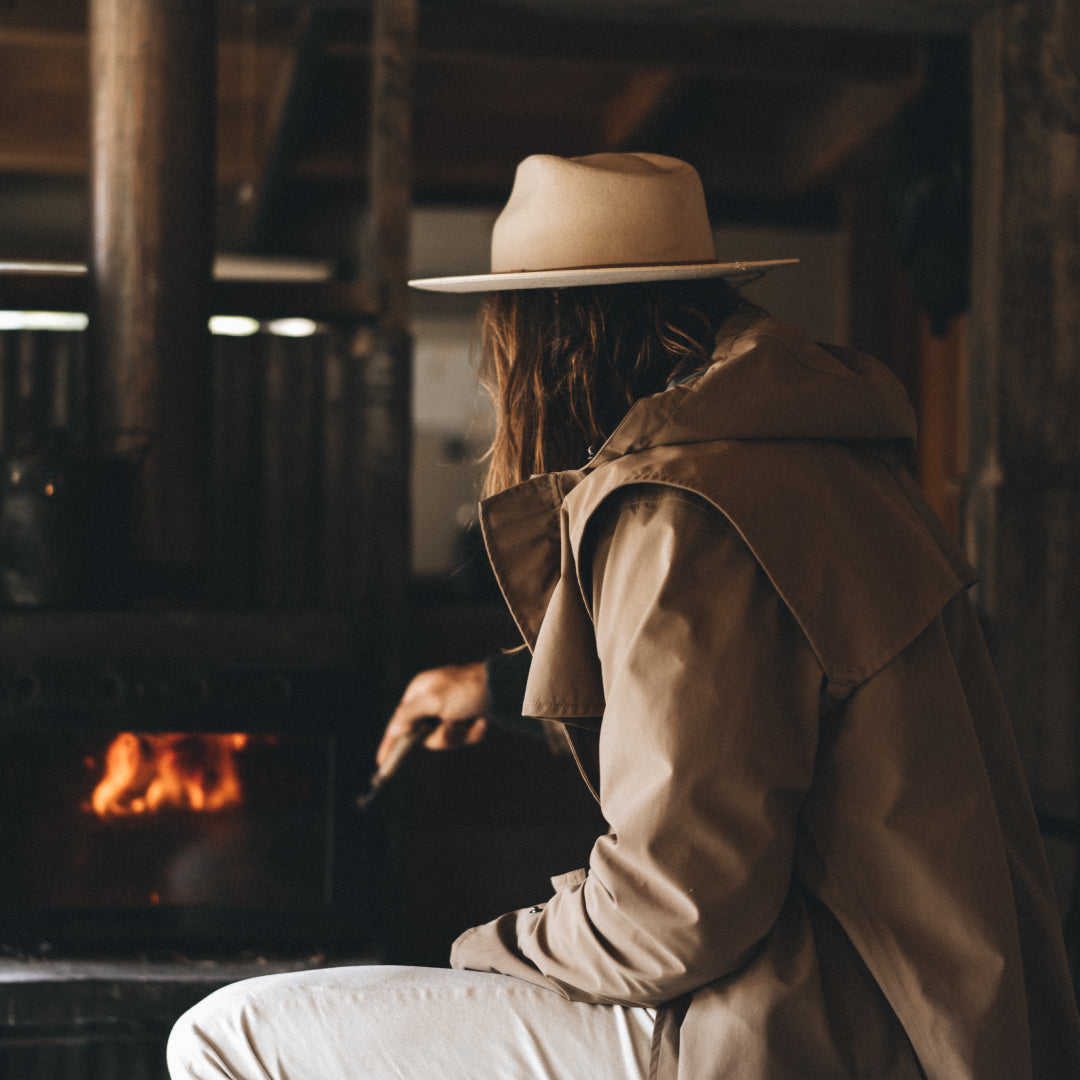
[491,153,716,273]
[408,152,798,292]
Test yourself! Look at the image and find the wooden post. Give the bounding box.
[966,0,1080,913]
[366,0,416,338]
[358,0,416,705]
[88,0,216,576]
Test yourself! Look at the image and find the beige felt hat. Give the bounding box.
[409,152,797,293]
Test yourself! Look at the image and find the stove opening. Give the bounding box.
[1,729,336,946]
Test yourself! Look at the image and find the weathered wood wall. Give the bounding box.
[357,0,417,698]
[0,327,388,612]
[0,331,90,455]
[966,0,1080,939]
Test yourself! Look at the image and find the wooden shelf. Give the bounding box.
[0,608,365,666]
[0,268,379,322]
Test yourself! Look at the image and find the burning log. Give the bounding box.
[85,732,252,817]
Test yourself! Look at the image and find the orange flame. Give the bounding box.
[86,733,251,818]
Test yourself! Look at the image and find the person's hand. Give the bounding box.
[376,662,489,767]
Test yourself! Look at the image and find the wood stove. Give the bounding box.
[0,611,384,960]
[0,275,413,1072]
[0,298,415,961]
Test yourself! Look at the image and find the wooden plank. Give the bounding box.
[360,0,416,705]
[420,0,994,35]
[0,328,88,452]
[260,333,321,607]
[318,328,363,607]
[209,334,265,607]
[216,32,303,188]
[603,69,680,150]
[0,270,87,312]
[228,9,328,251]
[0,34,88,176]
[333,9,942,75]
[365,0,416,333]
[965,0,1080,915]
[0,608,363,666]
[213,278,379,320]
[357,325,413,707]
[916,313,966,541]
[0,272,379,322]
[781,69,925,192]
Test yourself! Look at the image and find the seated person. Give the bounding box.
[169,152,1080,1080]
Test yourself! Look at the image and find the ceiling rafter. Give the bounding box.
[780,69,926,193]
[0,0,950,257]
[226,8,333,252]
[602,69,682,151]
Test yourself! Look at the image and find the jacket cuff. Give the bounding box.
[450,910,570,998]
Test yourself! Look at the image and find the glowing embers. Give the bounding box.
[85,732,261,818]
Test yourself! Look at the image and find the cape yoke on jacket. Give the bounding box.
[454,317,1080,1080]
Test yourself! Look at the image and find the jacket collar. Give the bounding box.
[585,315,917,471]
[479,317,956,683]
[480,469,582,651]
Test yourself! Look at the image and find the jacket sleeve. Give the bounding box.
[483,648,543,738]
[451,487,824,1007]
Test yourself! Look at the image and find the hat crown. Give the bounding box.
[490,153,717,274]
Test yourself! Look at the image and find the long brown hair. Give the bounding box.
[479,278,761,496]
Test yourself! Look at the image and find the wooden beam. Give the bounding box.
[357,0,415,704]
[0,268,379,321]
[965,0,1080,904]
[0,32,88,177]
[332,9,928,81]
[0,0,85,38]
[216,36,300,186]
[0,27,85,48]
[0,267,87,311]
[603,69,680,150]
[434,0,994,36]
[780,66,925,193]
[88,0,216,574]
[230,9,336,252]
[213,278,379,319]
[365,0,416,332]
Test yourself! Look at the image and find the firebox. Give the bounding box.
[8,729,328,904]
[0,611,386,959]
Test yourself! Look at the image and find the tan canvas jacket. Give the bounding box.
[451,316,1080,1079]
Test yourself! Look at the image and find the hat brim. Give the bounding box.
[408,258,799,293]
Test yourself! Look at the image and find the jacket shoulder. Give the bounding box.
[567,440,975,687]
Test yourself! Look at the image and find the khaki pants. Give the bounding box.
[168,964,655,1079]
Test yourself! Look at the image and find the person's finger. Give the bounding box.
[423,717,488,751]
[375,664,489,765]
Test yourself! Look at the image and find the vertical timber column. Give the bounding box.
[360,0,415,704]
[89,0,215,575]
[966,0,1080,908]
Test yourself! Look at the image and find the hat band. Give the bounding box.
[496,257,726,274]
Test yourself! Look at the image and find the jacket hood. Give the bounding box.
[585,315,917,471]
[479,313,971,694]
